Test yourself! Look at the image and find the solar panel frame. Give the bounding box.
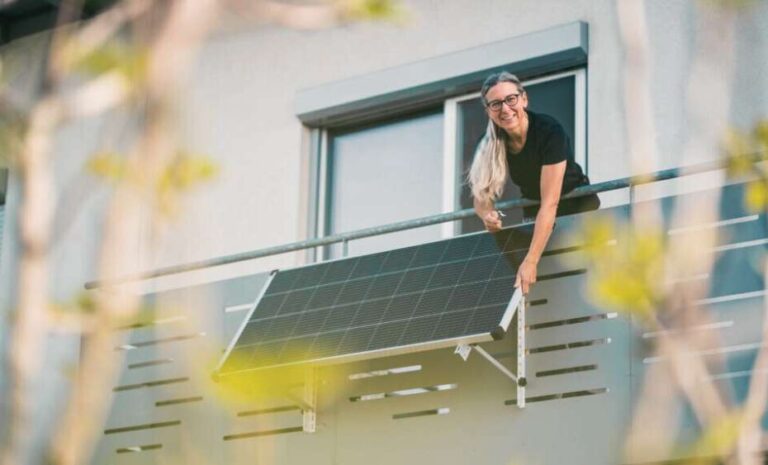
[217,316,514,377]
[216,271,277,373]
[216,227,531,377]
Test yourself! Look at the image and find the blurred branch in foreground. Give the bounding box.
[0,1,405,465]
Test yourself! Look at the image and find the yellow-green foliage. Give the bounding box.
[339,0,408,23]
[213,363,311,406]
[156,152,219,216]
[0,97,27,168]
[745,179,768,213]
[723,119,768,213]
[677,411,744,465]
[52,291,158,326]
[86,150,219,216]
[574,216,666,321]
[158,152,218,191]
[86,151,125,181]
[70,41,148,83]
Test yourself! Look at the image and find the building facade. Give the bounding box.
[1,1,768,464]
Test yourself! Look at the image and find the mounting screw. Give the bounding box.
[517,377,527,387]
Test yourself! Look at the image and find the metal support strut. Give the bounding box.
[455,288,527,408]
[302,368,317,432]
[285,368,318,433]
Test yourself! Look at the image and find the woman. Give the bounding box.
[469,72,599,294]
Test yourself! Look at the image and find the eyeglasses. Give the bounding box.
[486,93,521,112]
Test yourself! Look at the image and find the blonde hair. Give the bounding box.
[468,120,508,204]
[468,72,525,204]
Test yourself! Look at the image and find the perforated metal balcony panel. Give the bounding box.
[216,227,534,376]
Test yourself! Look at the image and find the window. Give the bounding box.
[297,22,590,261]
[324,109,444,257]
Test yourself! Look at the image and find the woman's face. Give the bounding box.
[484,81,528,134]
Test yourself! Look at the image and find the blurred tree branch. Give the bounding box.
[0,1,405,464]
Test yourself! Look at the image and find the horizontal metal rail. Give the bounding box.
[84,157,737,289]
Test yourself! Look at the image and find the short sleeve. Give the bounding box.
[540,123,571,165]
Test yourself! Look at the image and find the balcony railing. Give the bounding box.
[84,157,743,289]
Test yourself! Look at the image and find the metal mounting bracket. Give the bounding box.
[302,368,317,432]
[455,289,527,408]
[285,367,318,432]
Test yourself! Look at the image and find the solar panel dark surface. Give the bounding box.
[218,226,534,375]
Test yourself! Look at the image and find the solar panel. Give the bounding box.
[216,226,533,376]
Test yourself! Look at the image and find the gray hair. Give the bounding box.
[480,71,526,106]
[469,72,526,203]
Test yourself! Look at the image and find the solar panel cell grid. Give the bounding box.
[399,316,441,346]
[252,293,284,318]
[460,255,499,283]
[368,322,408,351]
[410,241,448,267]
[321,259,357,284]
[350,300,387,326]
[308,283,344,308]
[383,295,419,321]
[218,226,536,374]
[442,235,479,261]
[336,279,373,305]
[427,262,466,289]
[321,303,359,332]
[367,274,403,300]
[379,249,415,273]
[397,268,434,293]
[466,305,508,333]
[337,326,377,354]
[311,332,345,358]
[349,254,384,279]
[412,289,451,318]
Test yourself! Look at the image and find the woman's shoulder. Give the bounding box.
[529,110,566,135]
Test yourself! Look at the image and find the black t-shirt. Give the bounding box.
[506,110,587,200]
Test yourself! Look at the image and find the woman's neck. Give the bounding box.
[505,112,529,153]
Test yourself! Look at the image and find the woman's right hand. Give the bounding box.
[481,210,502,232]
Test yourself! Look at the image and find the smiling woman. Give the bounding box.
[468,71,599,294]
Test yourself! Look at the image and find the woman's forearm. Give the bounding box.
[474,197,494,216]
[474,197,502,232]
[525,203,558,263]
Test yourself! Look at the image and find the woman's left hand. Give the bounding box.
[515,258,538,294]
